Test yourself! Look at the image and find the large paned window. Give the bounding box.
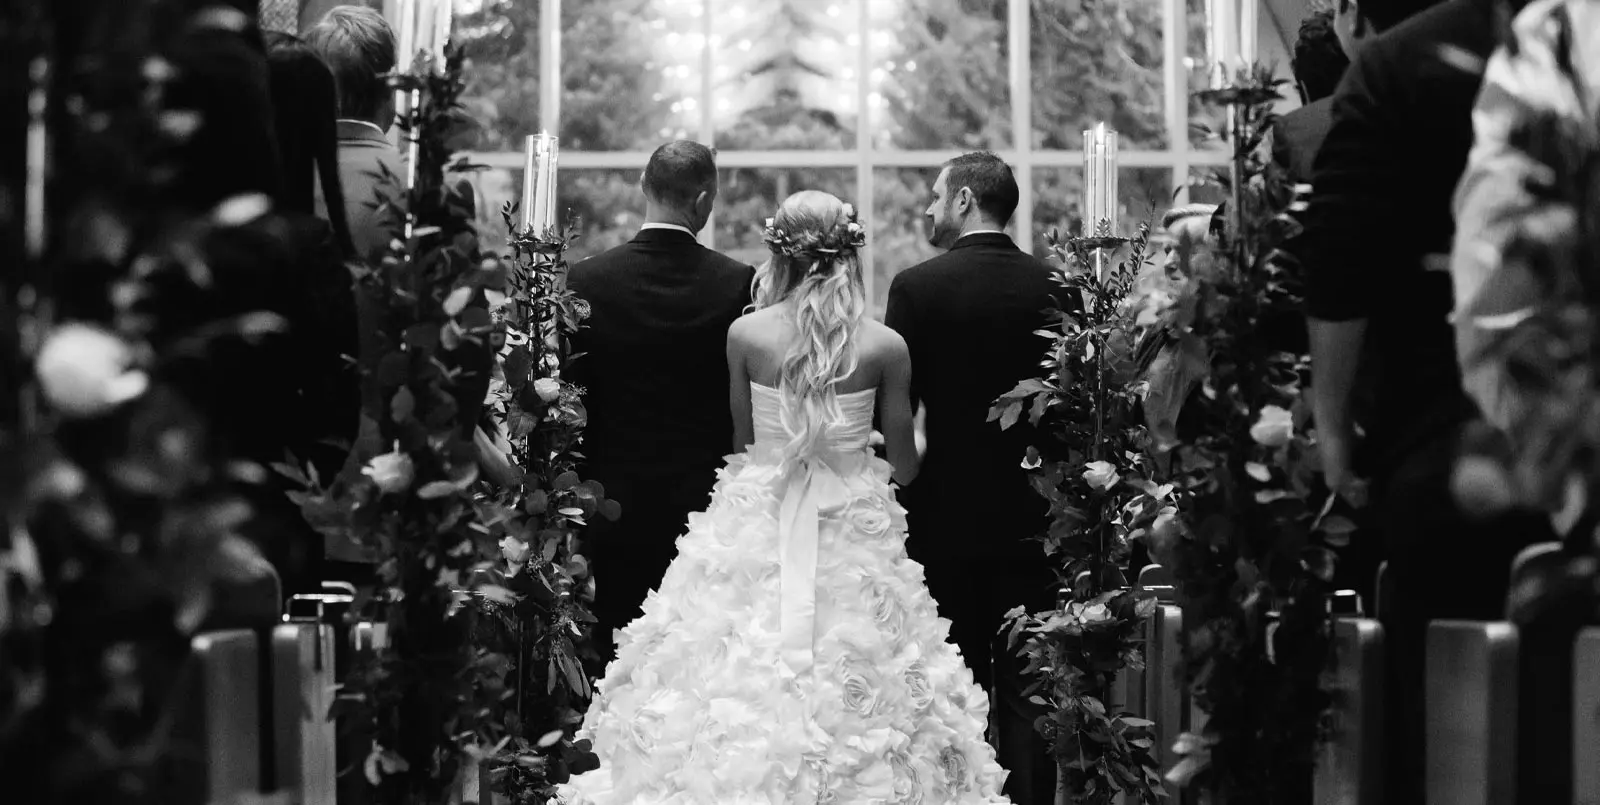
[453,0,1235,316]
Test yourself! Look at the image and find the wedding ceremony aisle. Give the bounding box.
[1,0,1597,804]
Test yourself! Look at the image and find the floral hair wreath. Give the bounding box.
[762,202,867,259]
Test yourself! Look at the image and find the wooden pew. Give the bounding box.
[186,629,264,804]
[1425,620,1519,805]
[1577,627,1600,805]
[1314,600,1385,805]
[273,621,338,805]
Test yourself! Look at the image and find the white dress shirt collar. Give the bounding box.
[640,222,697,236]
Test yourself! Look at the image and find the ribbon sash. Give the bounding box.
[776,457,851,677]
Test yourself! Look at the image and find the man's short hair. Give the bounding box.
[1292,10,1350,102]
[942,152,1020,226]
[303,5,396,122]
[641,141,718,209]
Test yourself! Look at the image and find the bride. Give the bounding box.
[558,191,1011,804]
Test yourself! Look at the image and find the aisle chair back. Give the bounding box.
[1575,627,1600,805]
[176,630,264,804]
[1132,564,1185,803]
[1426,620,1519,805]
[273,620,338,805]
[1313,614,1385,805]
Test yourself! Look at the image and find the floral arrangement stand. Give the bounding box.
[471,202,614,804]
[283,45,520,805]
[1134,64,1341,805]
[990,223,1166,805]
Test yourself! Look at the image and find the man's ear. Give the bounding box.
[695,189,715,218]
[956,187,974,216]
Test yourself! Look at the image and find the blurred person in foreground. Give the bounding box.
[1273,8,1354,184]
[1291,0,1550,798]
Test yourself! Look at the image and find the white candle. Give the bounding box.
[1211,0,1237,88]
[1081,124,1119,239]
[432,0,452,66]
[396,0,417,73]
[542,135,561,233]
[1239,0,1258,70]
[521,134,539,232]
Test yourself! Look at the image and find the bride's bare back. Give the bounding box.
[727,305,919,484]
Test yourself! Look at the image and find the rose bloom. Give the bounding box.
[1081,460,1118,491]
[904,660,934,711]
[867,582,908,641]
[500,535,532,567]
[938,747,970,793]
[849,505,892,537]
[362,443,415,494]
[1249,404,1295,447]
[35,323,151,418]
[533,377,562,403]
[890,752,924,805]
[837,659,880,717]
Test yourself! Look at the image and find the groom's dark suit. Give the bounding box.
[885,231,1062,805]
[567,227,754,663]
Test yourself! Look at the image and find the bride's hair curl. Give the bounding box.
[750,190,868,458]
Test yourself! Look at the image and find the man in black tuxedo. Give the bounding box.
[884,152,1059,805]
[568,141,755,664]
[1272,8,1353,184]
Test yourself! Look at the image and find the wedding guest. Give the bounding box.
[159,7,360,597]
[264,30,369,581]
[1293,0,1548,799]
[885,152,1062,805]
[566,141,755,665]
[1272,9,1351,183]
[303,4,402,260]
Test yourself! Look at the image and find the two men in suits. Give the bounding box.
[886,152,1060,805]
[568,141,755,664]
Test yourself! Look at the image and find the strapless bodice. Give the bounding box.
[751,382,876,453]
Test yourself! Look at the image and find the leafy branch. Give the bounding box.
[990,224,1167,804]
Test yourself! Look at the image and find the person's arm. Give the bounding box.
[727,318,754,453]
[878,332,920,486]
[1297,48,1394,500]
[882,273,919,411]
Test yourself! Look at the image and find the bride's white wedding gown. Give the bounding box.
[558,382,1011,804]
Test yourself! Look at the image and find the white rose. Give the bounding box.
[1081,460,1118,491]
[938,747,970,793]
[890,753,925,805]
[849,505,892,537]
[35,323,150,418]
[500,535,532,567]
[362,443,415,494]
[866,582,908,640]
[838,659,880,717]
[904,660,934,710]
[1249,404,1295,447]
[533,377,562,403]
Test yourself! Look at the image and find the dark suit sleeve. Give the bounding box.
[883,272,919,409]
[1271,116,1294,177]
[1298,47,1398,322]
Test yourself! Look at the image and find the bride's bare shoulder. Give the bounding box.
[858,319,908,359]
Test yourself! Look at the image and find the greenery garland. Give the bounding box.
[1,3,293,802]
[1128,68,1340,804]
[473,211,614,802]
[285,46,514,804]
[989,223,1166,804]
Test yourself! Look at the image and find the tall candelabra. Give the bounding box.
[1079,123,1127,278]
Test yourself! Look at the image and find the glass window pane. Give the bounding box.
[714,168,857,263]
[711,0,860,150]
[879,0,1011,150]
[1121,167,1175,233]
[1185,0,1229,151]
[1186,166,1230,206]
[547,169,649,263]
[462,1,705,152]
[872,167,940,314]
[1032,168,1083,258]
[1031,0,1167,150]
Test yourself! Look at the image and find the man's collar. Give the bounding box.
[336,119,390,145]
[640,222,696,236]
[950,230,1016,251]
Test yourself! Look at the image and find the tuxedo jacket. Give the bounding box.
[885,232,1066,562]
[316,120,404,262]
[568,228,755,475]
[1272,97,1335,186]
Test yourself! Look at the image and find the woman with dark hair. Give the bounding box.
[264,30,357,258]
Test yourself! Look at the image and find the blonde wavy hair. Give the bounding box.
[750,190,868,459]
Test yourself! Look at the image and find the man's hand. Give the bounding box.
[1317,428,1369,508]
